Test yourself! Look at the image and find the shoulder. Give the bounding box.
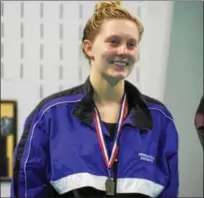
[27,84,84,121]
[141,95,178,141]
[125,80,174,122]
[142,94,174,122]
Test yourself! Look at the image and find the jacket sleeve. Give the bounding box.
[194,96,204,148]
[158,115,179,198]
[10,111,54,198]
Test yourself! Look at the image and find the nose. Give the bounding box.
[117,44,129,56]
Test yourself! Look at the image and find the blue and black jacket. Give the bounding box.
[11,77,179,198]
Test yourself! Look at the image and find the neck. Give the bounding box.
[90,72,125,105]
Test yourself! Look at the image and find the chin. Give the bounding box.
[105,72,129,82]
[102,66,132,82]
[112,70,131,79]
[113,74,127,80]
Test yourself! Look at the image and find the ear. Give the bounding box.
[82,40,93,58]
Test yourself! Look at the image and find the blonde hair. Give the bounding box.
[82,1,144,60]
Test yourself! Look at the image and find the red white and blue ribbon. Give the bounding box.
[94,94,128,169]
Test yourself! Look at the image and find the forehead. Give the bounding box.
[98,19,139,40]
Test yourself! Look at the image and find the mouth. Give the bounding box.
[110,61,129,67]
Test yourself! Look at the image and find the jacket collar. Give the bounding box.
[73,77,153,130]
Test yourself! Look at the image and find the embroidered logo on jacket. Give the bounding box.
[138,153,155,163]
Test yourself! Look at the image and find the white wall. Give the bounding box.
[1,1,174,197]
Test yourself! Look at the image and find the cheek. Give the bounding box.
[132,46,139,55]
[131,48,139,59]
[130,51,137,57]
[102,47,117,58]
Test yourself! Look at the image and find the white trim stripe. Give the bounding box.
[149,107,174,122]
[23,99,82,198]
[50,173,164,197]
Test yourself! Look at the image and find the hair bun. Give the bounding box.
[94,1,121,13]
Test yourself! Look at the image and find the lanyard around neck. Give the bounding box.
[94,94,128,169]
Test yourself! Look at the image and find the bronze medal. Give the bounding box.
[105,178,115,196]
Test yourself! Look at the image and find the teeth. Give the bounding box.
[113,61,128,66]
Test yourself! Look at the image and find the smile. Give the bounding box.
[111,61,129,66]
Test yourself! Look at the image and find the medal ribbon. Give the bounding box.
[94,94,127,169]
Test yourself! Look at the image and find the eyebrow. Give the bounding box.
[105,34,138,43]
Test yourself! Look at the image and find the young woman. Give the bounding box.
[11,2,179,198]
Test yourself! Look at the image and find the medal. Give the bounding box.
[105,178,115,196]
[94,94,127,196]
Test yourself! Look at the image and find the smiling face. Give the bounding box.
[83,19,140,81]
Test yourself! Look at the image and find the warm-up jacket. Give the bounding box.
[11,78,179,198]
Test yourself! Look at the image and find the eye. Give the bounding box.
[110,39,120,46]
[106,36,121,46]
[128,42,136,48]
[111,40,117,44]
